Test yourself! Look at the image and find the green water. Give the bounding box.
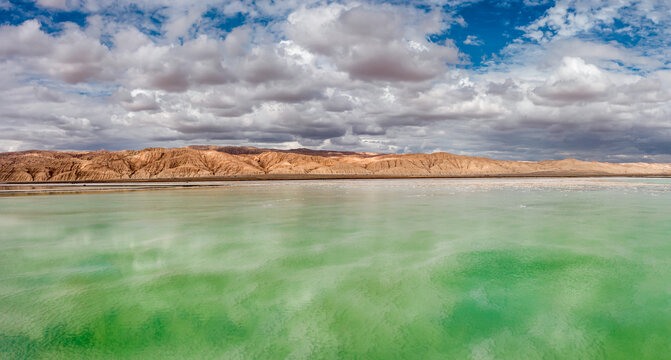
[1,178,670,359]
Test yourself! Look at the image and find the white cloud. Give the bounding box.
[0,1,670,161]
[0,20,53,57]
[35,0,68,10]
[532,56,611,105]
[463,35,483,46]
[521,0,671,47]
[287,4,460,82]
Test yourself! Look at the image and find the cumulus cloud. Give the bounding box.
[532,57,611,105]
[35,0,68,10]
[287,4,460,82]
[0,20,53,57]
[463,35,482,46]
[117,90,160,112]
[0,0,670,161]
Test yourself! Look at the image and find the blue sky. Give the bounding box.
[0,1,559,65]
[0,0,670,161]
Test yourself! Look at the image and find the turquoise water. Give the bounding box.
[1,178,670,359]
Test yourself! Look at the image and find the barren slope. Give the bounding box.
[1,146,670,182]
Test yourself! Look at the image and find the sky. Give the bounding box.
[0,0,670,161]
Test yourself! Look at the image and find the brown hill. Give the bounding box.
[1,146,670,182]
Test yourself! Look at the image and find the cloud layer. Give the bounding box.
[0,0,670,161]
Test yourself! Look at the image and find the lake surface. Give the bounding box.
[1,178,670,359]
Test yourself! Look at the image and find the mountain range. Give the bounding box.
[1,146,670,182]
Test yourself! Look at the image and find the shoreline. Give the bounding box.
[1,175,670,197]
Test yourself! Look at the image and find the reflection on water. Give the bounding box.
[1,179,670,359]
[0,182,234,196]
